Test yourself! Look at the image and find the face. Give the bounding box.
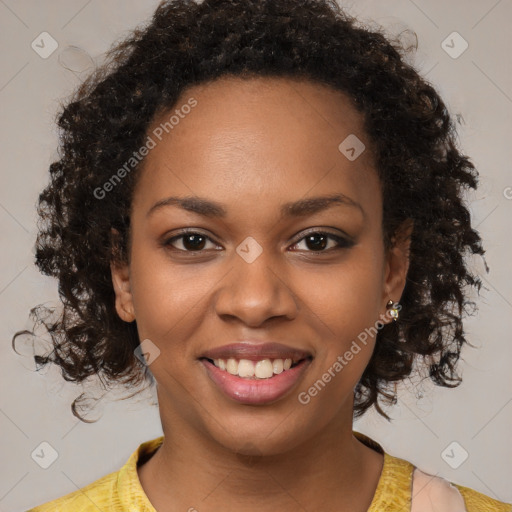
[111,76,411,455]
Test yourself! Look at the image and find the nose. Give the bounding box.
[213,250,299,327]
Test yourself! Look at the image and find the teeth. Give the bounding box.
[273,359,284,374]
[255,359,273,379]
[226,358,238,375]
[238,359,255,378]
[212,357,297,379]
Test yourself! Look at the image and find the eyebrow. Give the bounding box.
[146,193,364,219]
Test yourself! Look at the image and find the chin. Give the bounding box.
[202,412,313,458]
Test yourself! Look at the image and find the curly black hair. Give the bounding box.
[12,0,488,422]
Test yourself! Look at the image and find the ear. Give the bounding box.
[382,219,413,318]
[110,228,135,323]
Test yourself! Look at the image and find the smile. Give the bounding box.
[206,357,304,379]
[198,341,314,404]
[200,356,313,405]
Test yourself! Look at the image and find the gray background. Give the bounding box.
[1,0,511,510]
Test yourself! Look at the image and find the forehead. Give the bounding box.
[132,76,381,223]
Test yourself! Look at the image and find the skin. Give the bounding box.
[111,76,412,512]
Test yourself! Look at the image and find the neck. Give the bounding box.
[138,407,383,512]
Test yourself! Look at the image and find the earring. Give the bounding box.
[386,299,400,322]
[386,299,407,343]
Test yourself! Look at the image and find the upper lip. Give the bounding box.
[200,342,313,362]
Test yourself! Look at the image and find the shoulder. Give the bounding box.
[26,436,164,512]
[353,431,511,512]
[453,482,512,512]
[26,470,119,511]
[412,466,511,512]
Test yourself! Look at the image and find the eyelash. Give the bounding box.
[162,229,354,255]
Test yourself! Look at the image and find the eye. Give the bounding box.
[289,231,354,253]
[163,231,220,253]
[162,229,354,255]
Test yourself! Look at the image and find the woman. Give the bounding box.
[16,0,511,510]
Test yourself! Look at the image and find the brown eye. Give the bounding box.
[164,232,218,252]
[290,231,353,253]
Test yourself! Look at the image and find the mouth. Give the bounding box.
[199,355,313,379]
[198,342,314,405]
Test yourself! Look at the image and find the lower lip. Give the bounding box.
[200,358,312,405]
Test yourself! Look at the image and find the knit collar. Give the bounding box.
[354,430,414,511]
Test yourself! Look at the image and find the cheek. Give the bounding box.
[294,251,383,400]
[128,244,213,349]
[298,251,384,337]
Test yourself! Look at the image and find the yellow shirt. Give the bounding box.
[27,431,511,511]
